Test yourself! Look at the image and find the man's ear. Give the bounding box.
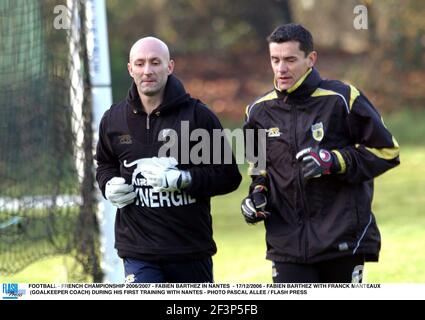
[127,62,133,78]
[168,59,175,75]
[307,51,317,68]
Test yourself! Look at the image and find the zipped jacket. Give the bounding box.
[244,68,400,263]
[96,74,241,261]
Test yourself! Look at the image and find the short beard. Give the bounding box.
[141,89,159,97]
[139,84,161,97]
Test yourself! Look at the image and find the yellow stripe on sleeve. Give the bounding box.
[332,150,347,174]
[356,137,400,160]
[349,85,360,111]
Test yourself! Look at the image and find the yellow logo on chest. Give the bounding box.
[266,127,281,137]
[311,122,324,141]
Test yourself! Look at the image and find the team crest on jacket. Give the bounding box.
[118,134,133,144]
[311,122,324,141]
[266,127,281,137]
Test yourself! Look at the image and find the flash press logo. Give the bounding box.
[2,283,26,299]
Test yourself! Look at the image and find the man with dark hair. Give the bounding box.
[241,24,400,283]
[96,37,241,283]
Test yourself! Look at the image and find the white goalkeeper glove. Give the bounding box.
[141,157,191,192]
[105,177,136,208]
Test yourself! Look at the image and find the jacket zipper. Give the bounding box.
[292,105,310,262]
[146,113,150,142]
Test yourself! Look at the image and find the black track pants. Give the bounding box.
[272,255,365,283]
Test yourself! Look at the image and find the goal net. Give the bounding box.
[0,0,102,281]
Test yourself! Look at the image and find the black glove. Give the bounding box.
[241,185,270,224]
[295,146,340,180]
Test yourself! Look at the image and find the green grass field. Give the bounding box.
[1,146,424,283]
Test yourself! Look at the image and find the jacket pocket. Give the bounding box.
[308,179,358,241]
[265,134,291,170]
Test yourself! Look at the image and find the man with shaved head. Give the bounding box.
[128,37,173,105]
[95,37,241,283]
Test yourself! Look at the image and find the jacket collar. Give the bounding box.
[274,67,322,101]
[127,74,190,114]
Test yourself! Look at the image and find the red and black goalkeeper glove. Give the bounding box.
[241,185,270,224]
[296,146,341,180]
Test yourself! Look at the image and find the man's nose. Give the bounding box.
[277,61,288,73]
[143,63,153,74]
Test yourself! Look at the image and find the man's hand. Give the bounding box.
[295,147,340,180]
[143,167,182,192]
[241,185,270,224]
[141,157,191,192]
[105,177,136,208]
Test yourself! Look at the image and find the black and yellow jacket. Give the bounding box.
[244,68,400,263]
